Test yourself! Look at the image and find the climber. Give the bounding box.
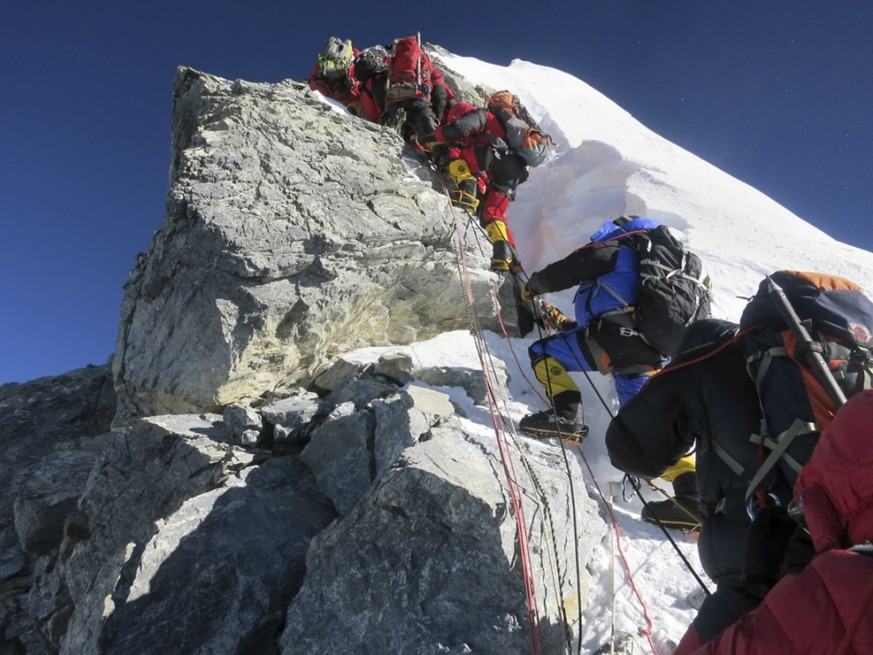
[518,217,670,435]
[379,35,454,148]
[307,36,362,115]
[353,44,391,123]
[427,100,529,272]
[605,319,764,642]
[676,390,873,654]
[520,215,713,523]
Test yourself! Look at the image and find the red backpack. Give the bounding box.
[386,35,431,102]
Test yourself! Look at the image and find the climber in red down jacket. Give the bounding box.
[428,101,529,271]
[680,389,873,655]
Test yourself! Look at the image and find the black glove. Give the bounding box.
[429,142,450,170]
[520,282,536,301]
[743,505,798,590]
[489,136,508,153]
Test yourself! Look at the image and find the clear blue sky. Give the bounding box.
[2,1,872,384]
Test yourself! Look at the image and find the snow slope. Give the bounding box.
[334,53,873,652]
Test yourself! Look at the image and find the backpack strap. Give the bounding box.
[744,343,820,512]
[749,423,810,475]
[744,418,817,507]
[592,277,635,310]
[707,438,746,477]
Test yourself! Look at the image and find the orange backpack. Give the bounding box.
[487,91,553,167]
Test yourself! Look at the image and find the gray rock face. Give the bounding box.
[280,416,604,655]
[0,365,115,582]
[1,61,609,655]
[8,414,336,655]
[259,389,323,446]
[112,67,501,423]
[2,359,607,655]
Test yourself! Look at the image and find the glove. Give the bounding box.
[743,505,798,591]
[520,283,536,301]
[428,142,450,170]
[489,136,509,153]
[538,302,576,333]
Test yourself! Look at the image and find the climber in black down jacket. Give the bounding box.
[605,319,771,647]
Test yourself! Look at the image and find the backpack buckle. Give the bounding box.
[746,492,782,520]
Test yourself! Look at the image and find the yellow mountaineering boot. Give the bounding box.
[446,159,479,214]
[640,457,702,530]
[484,221,518,272]
[519,357,588,440]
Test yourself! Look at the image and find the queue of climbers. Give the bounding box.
[517,220,873,652]
[309,35,873,654]
[307,34,552,273]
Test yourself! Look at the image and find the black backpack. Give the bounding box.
[354,45,390,83]
[737,271,873,507]
[621,225,712,356]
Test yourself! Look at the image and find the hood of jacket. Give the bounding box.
[795,389,873,552]
[589,215,661,244]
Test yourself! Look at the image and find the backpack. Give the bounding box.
[386,35,430,102]
[354,45,389,83]
[315,37,355,80]
[738,271,873,507]
[620,225,712,356]
[487,91,553,167]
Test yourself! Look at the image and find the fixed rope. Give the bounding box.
[433,169,704,653]
[440,183,548,655]
[525,319,660,654]
[464,205,660,653]
[538,316,713,596]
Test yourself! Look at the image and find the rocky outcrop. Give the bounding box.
[112,67,507,423]
[280,404,603,655]
[0,365,116,585]
[1,61,606,655]
[2,353,606,654]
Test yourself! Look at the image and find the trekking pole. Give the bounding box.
[765,276,847,408]
[626,476,712,596]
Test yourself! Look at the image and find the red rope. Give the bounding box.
[441,185,663,654]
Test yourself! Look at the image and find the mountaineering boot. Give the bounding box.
[519,410,588,441]
[484,220,518,272]
[446,159,479,214]
[640,469,702,530]
[519,366,588,440]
